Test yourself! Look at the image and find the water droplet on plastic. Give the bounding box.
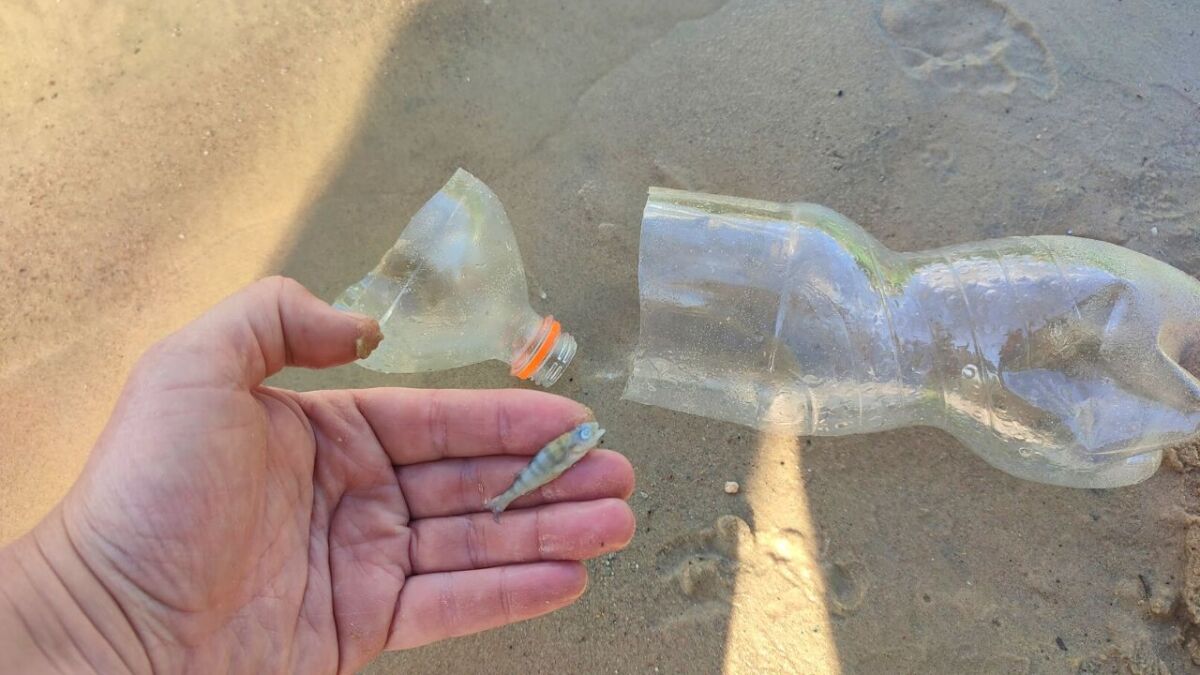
[961,364,979,379]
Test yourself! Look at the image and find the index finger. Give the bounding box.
[352,388,594,465]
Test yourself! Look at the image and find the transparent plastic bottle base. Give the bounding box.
[623,186,1200,489]
[333,169,576,387]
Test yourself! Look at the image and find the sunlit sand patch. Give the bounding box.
[0,1,415,542]
[723,419,841,674]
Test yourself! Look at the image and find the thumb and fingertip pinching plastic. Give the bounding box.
[333,169,576,388]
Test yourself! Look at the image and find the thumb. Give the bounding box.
[150,276,382,388]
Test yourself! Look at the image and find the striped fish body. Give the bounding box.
[485,422,605,521]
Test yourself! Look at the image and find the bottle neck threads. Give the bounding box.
[510,315,576,387]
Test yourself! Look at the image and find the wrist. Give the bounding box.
[0,509,152,675]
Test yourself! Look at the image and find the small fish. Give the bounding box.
[485,422,606,521]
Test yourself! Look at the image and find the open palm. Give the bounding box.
[28,278,633,674]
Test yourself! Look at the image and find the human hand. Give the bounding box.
[0,277,635,674]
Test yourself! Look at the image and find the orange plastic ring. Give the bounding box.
[513,319,561,380]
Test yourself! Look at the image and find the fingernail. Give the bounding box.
[353,316,383,359]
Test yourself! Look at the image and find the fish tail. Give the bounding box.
[484,490,516,522]
[486,467,535,521]
[485,498,503,523]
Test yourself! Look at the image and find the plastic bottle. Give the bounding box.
[624,187,1200,488]
[334,169,576,387]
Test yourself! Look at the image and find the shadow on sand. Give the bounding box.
[268,1,1196,672]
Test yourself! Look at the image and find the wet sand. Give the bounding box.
[3,1,1199,672]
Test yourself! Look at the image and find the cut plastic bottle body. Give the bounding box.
[625,187,1200,488]
[334,169,575,387]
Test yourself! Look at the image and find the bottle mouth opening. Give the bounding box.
[510,315,576,387]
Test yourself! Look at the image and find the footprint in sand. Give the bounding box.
[655,514,744,608]
[878,0,1058,98]
[655,514,872,623]
[825,554,871,617]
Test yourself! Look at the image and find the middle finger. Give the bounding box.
[396,449,634,519]
[408,498,636,574]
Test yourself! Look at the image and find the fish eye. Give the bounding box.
[577,425,592,441]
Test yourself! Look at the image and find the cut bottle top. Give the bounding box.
[333,169,576,387]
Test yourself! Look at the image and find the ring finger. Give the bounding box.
[395,449,634,519]
[408,498,635,574]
